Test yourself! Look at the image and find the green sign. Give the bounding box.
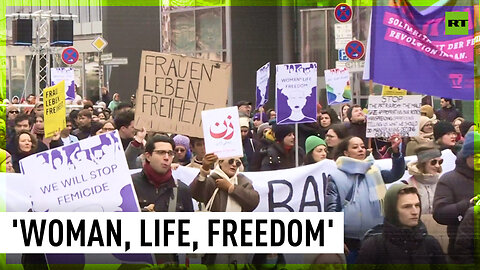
[445,12,469,35]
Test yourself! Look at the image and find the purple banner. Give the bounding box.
[367,2,474,100]
[275,63,317,125]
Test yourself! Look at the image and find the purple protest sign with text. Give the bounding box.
[275,62,317,125]
[367,2,474,100]
[256,62,270,109]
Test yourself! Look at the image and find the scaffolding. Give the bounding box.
[6,11,77,98]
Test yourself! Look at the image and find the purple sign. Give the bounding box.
[51,67,76,101]
[256,62,270,109]
[366,2,474,100]
[276,63,317,125]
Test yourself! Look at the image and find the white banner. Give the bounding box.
[18,131,140,212]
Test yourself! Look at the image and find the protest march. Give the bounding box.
[1,1,479,269]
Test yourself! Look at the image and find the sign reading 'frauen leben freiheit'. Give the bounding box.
[135,51,231,138]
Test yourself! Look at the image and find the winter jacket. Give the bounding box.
[325,153,405,240]
[131,170,193,212]
[406,162,440,214]
[345,121,367,145]
[357,220,446,267]
[432,155,474,258]
[190,173,259,212]
[260,142,305,171]
[406,133,434,156]
[454,206,477,264]
[435,106,462,123]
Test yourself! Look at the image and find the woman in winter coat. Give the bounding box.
[405,142,443,214]
[406,116,434,156]
[356,183,446,267]
[325,135,405,264]
[190,153,259,265]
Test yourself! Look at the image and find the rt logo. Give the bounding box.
[445,12,469,35]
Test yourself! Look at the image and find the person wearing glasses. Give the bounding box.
[5,105,20,138]
[173,134,192,166]
[131,134,193,213]
[406,116,435,156]
[405,142,442,214]
[190,153,259,265]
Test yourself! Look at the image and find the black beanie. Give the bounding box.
[273,124,294,142]
[433,121,456,141]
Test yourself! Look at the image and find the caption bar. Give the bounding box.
[0,212,343,254]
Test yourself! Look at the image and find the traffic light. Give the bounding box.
[50,20,73,47]
[12,19,32,46]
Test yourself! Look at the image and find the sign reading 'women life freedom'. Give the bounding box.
[276,62,317,125]
[135,51,231,138]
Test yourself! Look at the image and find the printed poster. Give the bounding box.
[43,81,66,138]
[324,67,351,105]
[201,106,243,159]
[51,67,76,101]
[256,62,270,109]
[276,62,317,125]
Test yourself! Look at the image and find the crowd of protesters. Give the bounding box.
[1,91,479,268]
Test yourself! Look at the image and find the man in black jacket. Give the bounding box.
[433,131,478,262]
[131,134,193,213]
[357,183,446,266]
[131,134,193,264]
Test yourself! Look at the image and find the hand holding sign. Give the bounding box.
[389,134,402,154]
[202,153,218,172]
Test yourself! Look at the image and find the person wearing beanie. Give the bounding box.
[357,184,446,265]
[433,121,458,153]
[420,104,436,119]
[435,97,462,123]
[405,142,442,214]
[406,116,435,156]
[253,112,267,129]
[173,134,192,166]
[433,131,479,262]
[326,135,405,264]
[260,124,305,171]
[303,135,328,165]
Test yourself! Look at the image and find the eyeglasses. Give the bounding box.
[102,127,116,132]
[152,149,175,157]
[9,111,19,114]
[227,159,242,167]
[430,159,443,166]
[175,148,186,153]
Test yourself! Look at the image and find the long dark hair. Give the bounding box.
[333,136,355,161]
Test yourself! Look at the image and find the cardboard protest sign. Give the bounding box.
[201,106,243,159]
[43,81,66,138]
[324,67,351,105]
[51,67,76,100]
[366,95,421,138]
[256,62,270,109]
[135,51,231,138]
[382,85,407,96]
[19,131,140,212]
[276,63,317,125]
